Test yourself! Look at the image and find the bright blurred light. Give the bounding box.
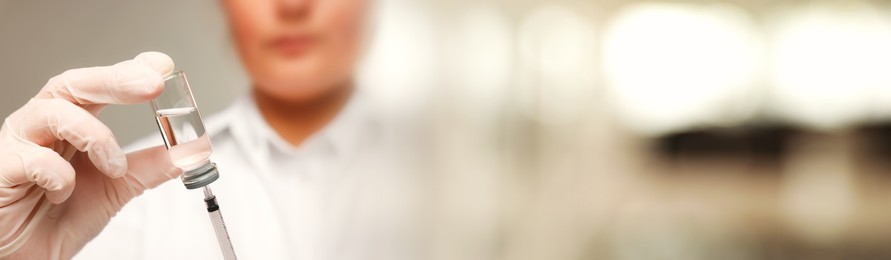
[518,5,598,124]
[445,4,513,113]
[603,3,761,136]
[769,3,891,129]
[358,0,439,112]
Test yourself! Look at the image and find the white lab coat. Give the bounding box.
[76,93,425,259]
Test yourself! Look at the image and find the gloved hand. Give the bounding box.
[0,52,183,259]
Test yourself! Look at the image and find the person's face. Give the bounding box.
[224,0,368,102]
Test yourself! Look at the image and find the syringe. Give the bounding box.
[151,71,238,259]
[203,185,237,260]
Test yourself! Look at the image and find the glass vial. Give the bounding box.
[151,71,219,189]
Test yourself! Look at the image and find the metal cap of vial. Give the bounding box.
[182,162,220,189]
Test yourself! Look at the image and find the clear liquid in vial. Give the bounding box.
[155,107,212,171]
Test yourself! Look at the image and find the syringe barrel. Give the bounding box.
[203,187,237,260]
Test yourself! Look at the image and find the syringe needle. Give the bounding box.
[203,186,238,260]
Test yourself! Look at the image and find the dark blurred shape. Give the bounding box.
[857,123,891,161]
[656,125,799,166]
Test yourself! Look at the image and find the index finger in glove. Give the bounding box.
[35,52,174,105]
[8,99,128,178]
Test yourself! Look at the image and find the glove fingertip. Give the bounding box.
[134,51,175,77]
[45,189,72,204]
[90,145,129,178]
[106,156,129,178]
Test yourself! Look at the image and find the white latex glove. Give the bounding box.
[0,52,183,259]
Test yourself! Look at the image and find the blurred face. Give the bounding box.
[224,0,368,102]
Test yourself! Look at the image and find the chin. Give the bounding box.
[251,58,353,103]
[259,85,327,103]
[255,75,343,103]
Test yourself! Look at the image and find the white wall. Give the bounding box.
[0,0,249,145]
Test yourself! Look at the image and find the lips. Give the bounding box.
[269,34,315,57]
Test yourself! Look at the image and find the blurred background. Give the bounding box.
[4,0,891,259]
